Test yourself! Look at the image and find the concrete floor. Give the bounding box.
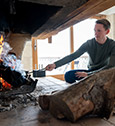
[0,77,115,126]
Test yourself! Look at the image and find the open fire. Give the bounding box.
[0,77,12,91]
[0,34,12,91]
[0,33,37,91]
[0,35,4,55]
[0,34,15,91]
[0,33,38,112]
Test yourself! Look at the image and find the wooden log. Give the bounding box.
[39,67,115,122]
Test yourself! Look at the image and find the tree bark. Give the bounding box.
[39,67,115,122]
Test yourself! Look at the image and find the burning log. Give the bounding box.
[0,65,27,88]
[0,34,38,98]
[0,64,38,97]
[39,67,115,122]
[0,78,38,98]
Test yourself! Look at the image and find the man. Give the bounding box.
[45,19,115,83]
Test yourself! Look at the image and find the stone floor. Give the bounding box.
[0,77,115,126]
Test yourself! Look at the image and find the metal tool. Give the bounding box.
[33,68,46,77]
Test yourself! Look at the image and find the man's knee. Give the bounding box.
[64,71,75,84]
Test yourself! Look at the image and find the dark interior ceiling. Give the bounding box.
[0,0,62,34]
[0,0,114,39]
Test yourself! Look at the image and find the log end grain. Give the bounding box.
[39,95,50,110]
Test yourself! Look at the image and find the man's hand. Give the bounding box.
[45,63,56,71]
[75,72,88,78]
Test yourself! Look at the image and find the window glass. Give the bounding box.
[37,28,70,75]
[37,18,97,75]
[73,19,96,69]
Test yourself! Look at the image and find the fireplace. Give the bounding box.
[0,0,62,59]
[0,34,38,112]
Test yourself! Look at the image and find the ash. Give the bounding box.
[0,82,54,112]
[0,92,38,112]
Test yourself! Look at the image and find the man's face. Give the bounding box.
[94,23,109,44]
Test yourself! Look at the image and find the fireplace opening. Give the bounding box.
[0,33,38,112]
[0,0,62,35]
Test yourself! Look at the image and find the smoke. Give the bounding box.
[0,42,26,77]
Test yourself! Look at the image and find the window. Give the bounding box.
[37,18,97,75]
[37,28,70,75]
[73,18,96,69]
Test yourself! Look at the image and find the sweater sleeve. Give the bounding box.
[54,42,88,68]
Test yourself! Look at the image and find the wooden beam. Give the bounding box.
[33,0,88,38]
[58,0,115,30]
[34,0,115,39]
[90,14,106,19]
[32,37,38,70]
[48,36,52,43]
[70,26,74,70]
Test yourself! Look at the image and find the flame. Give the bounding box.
[0,77,12,90]
[0,35,4,42]
[0,35,12,91]
[0,35,4,55]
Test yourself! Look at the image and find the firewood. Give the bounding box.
[39,67,115,122]
[0,79,38,98]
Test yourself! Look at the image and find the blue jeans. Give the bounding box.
[64,69,92,83]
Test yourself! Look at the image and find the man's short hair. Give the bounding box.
[96,19,111,30]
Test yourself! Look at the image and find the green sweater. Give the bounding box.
[54,38,115,72]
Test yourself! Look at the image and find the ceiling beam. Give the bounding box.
[34,0,115,39]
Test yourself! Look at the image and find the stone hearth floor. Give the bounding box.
[0,77,115,126]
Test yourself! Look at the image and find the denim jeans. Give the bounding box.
[64,69,92,84]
